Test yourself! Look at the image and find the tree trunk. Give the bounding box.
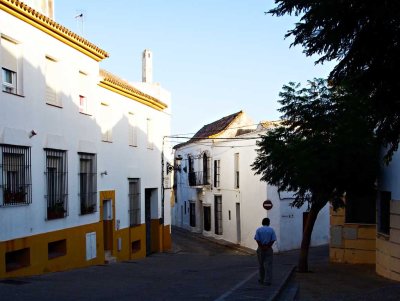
[297,201,325,272]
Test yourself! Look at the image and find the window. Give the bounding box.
[0,145,32,206]
[1,35,21,95]
[79,153,97,214]
[190,202,196,227]
[188,155,196,186]
[214,160,220,188]
[202,153,210,185]
[345,190,375,224]
[2,68,16,93]
[45,56,61,106]
[100,103,112,142]
[48,239,67,259]
[204,206,211,231]
[128,112,138,147]
[378,191,391,235]
[214,195,223,235]
[129,178,141,226]
[45,149,68,220]
[234,153,239,188]
[147,118,153,149]
[6,248,30,272]
[78,71,89,114]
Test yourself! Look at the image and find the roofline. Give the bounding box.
[0,0,109,61]
[99,69,168,111]
[208,110,243,139]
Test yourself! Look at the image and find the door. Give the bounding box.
[236,203,241,244]
[103,199,113,251]
[145,189,151,256]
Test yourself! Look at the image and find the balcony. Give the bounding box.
[188,171,210,187]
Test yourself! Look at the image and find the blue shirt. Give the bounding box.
[254,225,277,245]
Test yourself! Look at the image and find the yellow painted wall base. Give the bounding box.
[0,222,104,279]
[330,207,376,264]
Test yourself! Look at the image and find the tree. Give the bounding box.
[252,79,378,272]
[268,1,400,160]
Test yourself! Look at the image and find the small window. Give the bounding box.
[45,56,61,106]
[214,160,220,188]
[6,248,30,272]
[214,195,223,235]
[2,68,16,93]
[147,118,153,149]
[48,239,67,259]
[0,145,32,206]
[100,103,112,142]
[234,153,239,188]
[190,202,196,227]
[45,149,68,220]
[79,153,97,215]
[204,206,211,231]
[1,35,21,95]
[79,71,89,114]
[128,112,138,147]
[129,178,141,226]
[378,191,391,235]
[132,240,141,253]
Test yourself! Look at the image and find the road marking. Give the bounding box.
[214,270,258,301]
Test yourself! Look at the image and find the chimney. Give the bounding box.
[142,49,153,83]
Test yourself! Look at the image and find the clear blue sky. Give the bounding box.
[55,0,335,136]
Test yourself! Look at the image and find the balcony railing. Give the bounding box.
[188,171,210,187]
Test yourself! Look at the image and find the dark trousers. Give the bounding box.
[257,247,273,284]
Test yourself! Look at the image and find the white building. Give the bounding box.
[172,111,329,251]
[0,0,172,278]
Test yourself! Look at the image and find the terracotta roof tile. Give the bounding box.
[99,69,167,111]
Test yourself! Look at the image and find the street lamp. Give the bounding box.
[166,155,183,174]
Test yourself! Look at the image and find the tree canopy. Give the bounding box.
[252,79,378,271]
[269,1,400,159]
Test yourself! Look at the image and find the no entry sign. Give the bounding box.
[263,200,273,210]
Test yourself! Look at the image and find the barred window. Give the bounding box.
[79,153,97,215]
[214,160,220,188]
[45,149,68,220]
[190,202,196,227]
[129,178,141,226]
[214,195,223,235]
[0,145,32,206]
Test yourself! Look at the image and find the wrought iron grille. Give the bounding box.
[45,149,68,219]
[128,178,141,226]
[79,153,97,215]
[0,144,32,206]
[214,195,223,235]
[187,155,211,187]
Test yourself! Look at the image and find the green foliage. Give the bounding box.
[252,79,378,209]
[269,1,400,160]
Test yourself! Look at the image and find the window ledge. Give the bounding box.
[377,232,390,240]
[2,90,25,98]
[46,102,63,108]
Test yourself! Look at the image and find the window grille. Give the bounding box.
[79,153,97,214]
[45,149,68,219]
[190,202,196,227]
[214,195,223,235]
[234,153,239,188]
[128,178,141,226]
[0,144,32,206]
[214,160,220,188]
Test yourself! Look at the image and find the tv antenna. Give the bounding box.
[74,11,85,36]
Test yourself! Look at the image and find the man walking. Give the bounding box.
[254,217,276,285]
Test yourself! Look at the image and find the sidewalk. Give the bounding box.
[174,227,400,301]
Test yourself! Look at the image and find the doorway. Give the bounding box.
[103,199,113,251]
[145,188,158,256]
[236,203,241,244]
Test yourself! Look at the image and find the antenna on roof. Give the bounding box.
[74,11,85,36]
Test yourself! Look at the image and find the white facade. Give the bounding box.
[0,0,171,278]
[172,112,329,252]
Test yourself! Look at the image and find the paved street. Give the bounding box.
[2,227,400,301]
[0,227,283,301]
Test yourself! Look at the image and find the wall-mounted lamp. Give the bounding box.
[100,170,108,176]
[29,130,37,138]
[166,155,183,174]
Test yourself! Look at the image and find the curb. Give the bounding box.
[268,265,297,301]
